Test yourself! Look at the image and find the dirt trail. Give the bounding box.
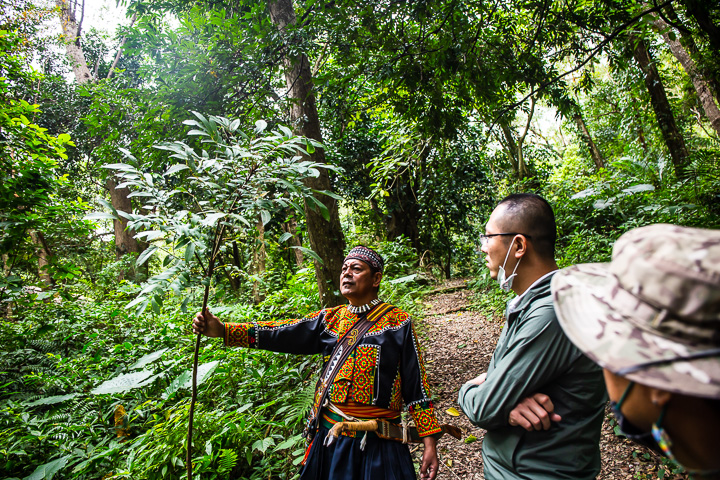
[412,280,687,480]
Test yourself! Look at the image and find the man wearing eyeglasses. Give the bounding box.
[457,193,606,480]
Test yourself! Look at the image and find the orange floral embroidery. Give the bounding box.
[226,323,252,347]
[409,401,442,436]
[367,308,410,335]
[328,345,379,405]
[349,345,378,404]
[388,370,403,411]
[325,307,358,337]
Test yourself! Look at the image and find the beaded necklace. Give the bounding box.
[347,298,381,314]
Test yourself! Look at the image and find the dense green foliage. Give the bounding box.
[1,0,719,477]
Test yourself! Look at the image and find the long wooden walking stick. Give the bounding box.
[186,220,225,480]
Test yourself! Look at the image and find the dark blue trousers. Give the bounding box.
[300,425,416,480]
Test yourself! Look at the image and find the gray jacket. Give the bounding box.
[458,273,606,479]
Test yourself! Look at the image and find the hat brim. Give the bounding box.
[552,263,720,399]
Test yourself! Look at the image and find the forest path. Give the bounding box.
[412,279,687,480]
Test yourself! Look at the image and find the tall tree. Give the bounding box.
[630,34,690,177]
[55,0,145,265]
[572,111,606,170]
[55,0,92,83]
[652,14,720,136]
[268,0,346,306]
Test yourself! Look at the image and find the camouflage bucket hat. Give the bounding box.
[552,224,720,399]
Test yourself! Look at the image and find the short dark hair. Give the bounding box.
[496,193,557,259]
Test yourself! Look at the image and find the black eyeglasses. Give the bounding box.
[478,233,532,246]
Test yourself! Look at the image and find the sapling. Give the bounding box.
[103,113,339,479]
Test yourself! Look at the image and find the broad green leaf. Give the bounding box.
[304,138,315,154]
[103,163,136,172]
[252,437,275,454]
[164,164,190,176]
[278,232,293,243]
[134,231,165,241]
[622,184,655,194]
[91,370,154,394]
[274,434,302,451]
[23,456,70,480]
[291,246,323,265]
[388,274,417,284]
[163,370,191,399]
[570,188,597,200]
[24,394,78,406]
[260,209,271,226]
[184,242,196,263]
[129,348,169,370]
[254,120,268,133]
[83,212,117,221]
[136,246,158,266]
[202,212,226,227]
[181,360,220,389]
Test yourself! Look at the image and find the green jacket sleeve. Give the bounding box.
[457,304,582,430]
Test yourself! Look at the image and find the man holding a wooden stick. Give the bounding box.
[194,246,458,480]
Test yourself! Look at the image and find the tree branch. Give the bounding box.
[489,0,675,131]
[107,13,138,80]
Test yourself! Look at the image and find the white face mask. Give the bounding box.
[497,236,522,292]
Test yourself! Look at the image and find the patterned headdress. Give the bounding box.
[344,246,384,272]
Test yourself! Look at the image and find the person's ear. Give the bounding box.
[514,235,528,257]
[372,271,383,288]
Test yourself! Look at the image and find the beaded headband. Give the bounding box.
[344,246,384,272]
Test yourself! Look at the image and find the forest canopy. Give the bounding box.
[0,0,718,478]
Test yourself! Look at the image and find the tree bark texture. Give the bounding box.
[653,16,720,136]
[55,0,92,84]
[631,36,690,177]
[106,177,143,261]
[572,113,606,170]
[268,0,346,307]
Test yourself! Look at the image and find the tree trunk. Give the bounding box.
[572,112,605,170]
[106,177,143,262]
[631,35,690,177]
[653,16,720,136]
[1,253,12,317]
[385,178,421,252]
[268,0,346,307]
[58,0,142,267]
[499,121,530,179]
[29,230,53,286]
[252,218,266,304]
[681,0,720,52]
[281,210,304,267]
[55,0,93,84]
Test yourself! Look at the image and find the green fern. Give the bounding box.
[288,381,315,422]
[217,448,238,475]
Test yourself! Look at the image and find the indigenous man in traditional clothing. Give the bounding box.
[193,246,444,480]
